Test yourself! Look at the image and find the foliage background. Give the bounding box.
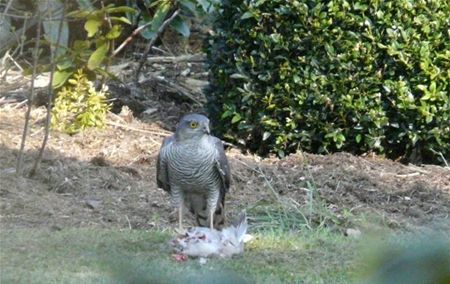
[206,0,450,164]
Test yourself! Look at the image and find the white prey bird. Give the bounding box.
[171,212,249,258]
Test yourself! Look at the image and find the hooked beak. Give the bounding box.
[204,124,210,134]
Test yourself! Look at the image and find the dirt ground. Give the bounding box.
[1,101,449,233]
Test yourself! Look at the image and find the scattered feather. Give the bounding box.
[171,212,248,258]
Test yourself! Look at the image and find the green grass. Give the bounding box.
[0,227,360,283]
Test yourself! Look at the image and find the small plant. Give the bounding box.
[51,69,110,134]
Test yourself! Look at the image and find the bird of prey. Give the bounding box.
[156,114,230,230]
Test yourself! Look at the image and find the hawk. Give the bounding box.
[156,114,230,230]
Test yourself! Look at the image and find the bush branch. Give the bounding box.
[135,9,180,82]
[16,14,42,175]
[30,1,67,176]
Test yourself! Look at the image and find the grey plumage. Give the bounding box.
[157,114,230,229]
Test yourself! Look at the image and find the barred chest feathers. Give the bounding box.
[166,136,220,189]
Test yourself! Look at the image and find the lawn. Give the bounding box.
[1,227,360,283]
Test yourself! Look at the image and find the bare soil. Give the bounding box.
[1,103,449,232]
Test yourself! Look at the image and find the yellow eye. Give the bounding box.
[190,121,198,128]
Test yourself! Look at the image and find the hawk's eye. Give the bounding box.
[189,121,198,128]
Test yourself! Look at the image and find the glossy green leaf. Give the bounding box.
[105,6,136,14]
[87,43,109,70]
[109,16,132,25]
[146,3,170,39]
[231,113,242,124]
[179,1,196,13]
[171,17,190,37]
[85,19,102,38]
[198,0,215,13]
[241,12,254,19]
[262,132,271,141]
[56,59,73,71]
[106,25,122,39]
[53,70,74,88]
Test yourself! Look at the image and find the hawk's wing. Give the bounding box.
[156,135,175,193]
[212,137,231,193]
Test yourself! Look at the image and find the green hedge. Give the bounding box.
[206,0,450,164]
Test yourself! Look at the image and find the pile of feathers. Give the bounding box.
[170,212,251,261]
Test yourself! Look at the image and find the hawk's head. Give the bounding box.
[175,113,211,141]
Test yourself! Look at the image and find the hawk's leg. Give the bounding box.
[171,187,184,231]
[178,203,183,231]
[207,188,220,230]
[209,209,214,230]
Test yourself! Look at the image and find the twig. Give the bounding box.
[112,17,160,57]
[0,0,14,25]
[144,54,205,63]
[233,158,282,202]
[395,172,421,178]
[5,52,24,71]
[1,12,33,20]
[30,1,66,176]
[102,1,114,48]
[403,165,430,175]
[125,215,132,230]
[0,50,13,80]
[99,1,112,85]
[143,74,204,105]
[256,165,282,202]
[135,9,180,82]
[0,99,18,105]
[16,13,42,175]
[429,148,449,167]
[12,99,28,109]
[222,141,237,148]
[19,13,29,55]
[439,153,449,167]
[151,46,169,55]
[106,121,170,138]
[0,15,39,54]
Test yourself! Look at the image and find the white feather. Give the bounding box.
[171,212,249,258]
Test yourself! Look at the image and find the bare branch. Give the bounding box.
[0,15,39,54]
[16,13,42,175]
[140,74,204,106]
[143,54,205,64]
[135,9,180,82]
[30,0,67,176]
[112,16,163,58]
[0,0,14,25]
[102,1,114,51]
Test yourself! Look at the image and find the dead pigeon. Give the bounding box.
[171,212,249,258]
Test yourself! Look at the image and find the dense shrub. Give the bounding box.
[52,70,110,134]
[206,0,449,164]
